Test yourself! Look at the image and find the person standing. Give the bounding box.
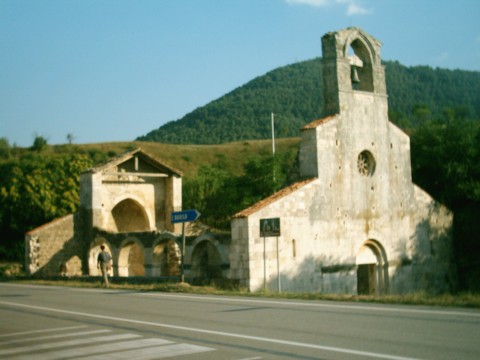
[97,245,111,288]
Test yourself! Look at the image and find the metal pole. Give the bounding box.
[271,112,276,193]
[181,222,185,283]
[276,236,281,293]
[271,113,275,155]
[263,236,266,290]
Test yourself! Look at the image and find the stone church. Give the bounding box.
[26,27,456,295]
[229,27,456,294]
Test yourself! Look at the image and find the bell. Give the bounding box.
[351,66,360,84]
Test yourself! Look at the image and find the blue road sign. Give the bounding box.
[171,209,201,223]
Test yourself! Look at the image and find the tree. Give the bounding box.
[31,136,48,152]
[0,137,11,159]
[410,118,480,290]
[0,153,94,260]
[66,133,75,145]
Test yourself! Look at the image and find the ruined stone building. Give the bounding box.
[25,149,230,280]
[229,27,456,294]
[26,27,456,295]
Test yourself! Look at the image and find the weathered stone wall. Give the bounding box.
[25,213,83,276]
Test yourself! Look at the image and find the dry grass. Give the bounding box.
[79,138,301,178]
[3,275,479,309]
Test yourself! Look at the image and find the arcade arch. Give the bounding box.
[190,240,222,281]
[88,238,113,277]
[152,238,181,276]
[118,238,145,276]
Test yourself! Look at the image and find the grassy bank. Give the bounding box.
[2,274,480,309]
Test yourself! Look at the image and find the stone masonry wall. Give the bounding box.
[25,213,83,276]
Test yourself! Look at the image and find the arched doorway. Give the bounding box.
[356,239,389,295]
[118,239,144,276]
[152,239,180,277]
[190,240,222,282]
[112,198,150,232]
[88,238,113,277]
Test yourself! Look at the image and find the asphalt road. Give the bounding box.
[0,283,479,360]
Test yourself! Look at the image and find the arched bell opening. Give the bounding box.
[347,38,374,92]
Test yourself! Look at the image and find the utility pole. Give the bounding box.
[271,112,275,155]
[271,113,276,193]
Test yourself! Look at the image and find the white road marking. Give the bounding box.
[7,338,175,360]
[0,325,88,338]
[0,332,140,356]
[74,343,214,360]
[2,283,478,318]
[0,329,111,346]
[0,300,424,360]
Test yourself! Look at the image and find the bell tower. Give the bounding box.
[321,27,387,116]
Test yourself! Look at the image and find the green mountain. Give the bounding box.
[137,58,480,144]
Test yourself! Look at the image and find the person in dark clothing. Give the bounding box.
[97,245,111,288]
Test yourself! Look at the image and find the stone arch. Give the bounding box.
[88,237,113,277]
[151,234,181,277]
[111,198,150,232]
[118,237,145,277]
[189,237,223,281]
[345,34,375,92]
[356,239,389,295]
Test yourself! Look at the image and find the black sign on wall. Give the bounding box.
[260,218,281,237]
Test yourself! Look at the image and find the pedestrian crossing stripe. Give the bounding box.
[0,327,214,359]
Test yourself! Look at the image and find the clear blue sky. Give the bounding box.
[1,0,479,147]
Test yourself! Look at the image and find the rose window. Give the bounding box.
[357,150,375,177]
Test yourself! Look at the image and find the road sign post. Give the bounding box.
[171,209,201,283]
[171,209,201,224]
[259,217,281,292]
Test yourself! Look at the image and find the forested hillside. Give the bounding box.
[1,58,479,290]
[137,59,480,144]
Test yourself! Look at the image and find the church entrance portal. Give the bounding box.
[356,240,389,295]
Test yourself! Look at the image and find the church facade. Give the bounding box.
[229,28,456,294]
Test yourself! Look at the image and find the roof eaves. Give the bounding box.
[82,148,183,176]
[232,178,317,218]
[301,114,339,130]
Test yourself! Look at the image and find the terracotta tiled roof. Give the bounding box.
[301,114,338,130]
[233,178,317,218]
